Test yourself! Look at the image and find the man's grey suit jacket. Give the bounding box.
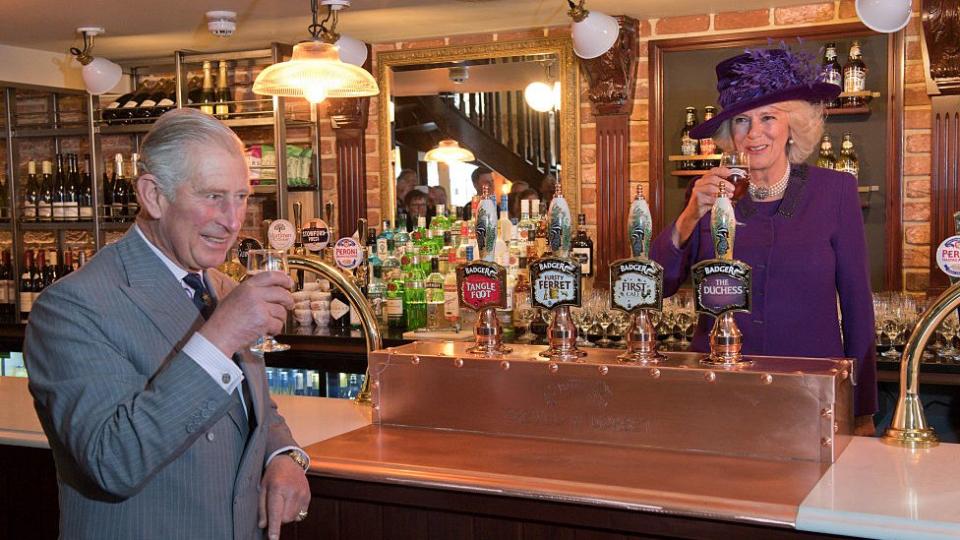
[25,229,299,540]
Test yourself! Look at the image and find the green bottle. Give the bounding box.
[403,253,427,330]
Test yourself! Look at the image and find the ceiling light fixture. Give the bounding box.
[425,139,476,163]
[566,0,619,59]
[855,0,912,33]
[252,0,378,104]
[524,61,561,112]
[69,27,123,96]
[206,11,238,38]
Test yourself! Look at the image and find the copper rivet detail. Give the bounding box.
[704,371,717,383]
[454,358,464,368]
[829,368,838,374]
[411,356,420,365]
[500,360,510,371]
[372,380,380,389]
[373,405,380,411]
[821,437,832,447]
[821,408,833,418]
[598,365,609,376]
[549,363,559,374]
[760,374,773,385]
[840,370,849,380]
[649,368,661,379]
[834,422,840,433]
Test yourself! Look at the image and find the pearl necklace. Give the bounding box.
[748,163,791,201]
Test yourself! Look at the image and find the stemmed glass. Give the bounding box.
[720,151,750,201]
[572,307,594,347]
[938,312,959,360]
[595,300,614,348]
[246,249,291,353]
[515,297,536,343]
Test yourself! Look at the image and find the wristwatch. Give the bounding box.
[282,449,309,472]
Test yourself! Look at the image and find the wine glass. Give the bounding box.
[595,303,613,348]
[720,151,750,200]
[515,298,536,343]
[246,249,291,353]
[572,307,593,347]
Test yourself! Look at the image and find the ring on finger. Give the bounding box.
[296,509,308,521]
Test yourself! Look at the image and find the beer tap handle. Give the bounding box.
[628,184,652,259]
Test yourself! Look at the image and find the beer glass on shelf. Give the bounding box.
[720,151,750,201]
[939,312,959,361]
[246,249,291,353]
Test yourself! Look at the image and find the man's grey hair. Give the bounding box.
[138,108,246,200]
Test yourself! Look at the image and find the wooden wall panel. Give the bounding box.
[929,96,960,291]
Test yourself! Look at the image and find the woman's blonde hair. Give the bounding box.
[712,100,824,164]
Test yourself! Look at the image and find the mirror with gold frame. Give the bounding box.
[377,37,579,224]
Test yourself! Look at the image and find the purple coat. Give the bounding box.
[651,164,878,416]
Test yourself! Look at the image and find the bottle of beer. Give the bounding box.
[698,106,718,169]
[842,41,867,107]
[816,134,837,170]
[822,42,843,109]
[836,133,859,180]
[679,107,699,171]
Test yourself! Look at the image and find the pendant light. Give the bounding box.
[566,0,619,60]
[855,0,911,33]
[253,0,378,104]
[425,139,476,163]
[524,60,561,112]
[69,27,123,96]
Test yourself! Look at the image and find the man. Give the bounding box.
[25,109,310,540]
[461,166,494,217]
[395,168,418,212]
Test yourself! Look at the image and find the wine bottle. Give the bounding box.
[79,155,94,220]
[64,154,80,221]
[200,61,216,115]
[139,80,169,119]
[129,153,141,216]
[154,79,177,117]
[38,161,53,222]
[120,82,153,124]
[112,154,129,221]
[102,91,133,125]
[102,159,114,221]
[20,250,34,320]
[215,61,231,119]
[22,161,38,222]
[33,249,47,298]
[52,153,66,222]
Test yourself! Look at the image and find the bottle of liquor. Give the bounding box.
[443,251,460,330]
[112,153,129,221]
[383,239,405,330]
[129,153,141,216]
[38,161,53,222]
[22,160,38,222]
[679,107,699,171]
[842,41,867,107]
[52,153,66,222]
[79,154,94,221]
[119,81,154,125]
[367,265,387,328]
[376,220,393,258]
[534,207,549,258]
[33,249,47,300]
[329,284,351,331]
[403,253,427,331]
[64,154,80,221]
[394,214,410,256]
[200,61,216,116]
[822,42,843,108]
[816,134,837,170]
[517,199,533,243]
[425,257,446,331]
[215,61,231,119]
[836,133,859,179]
[698,106,718,169]
[20,250,35,320]
[571,214,594,277]
[366,226,381,276]
[512,273,530,335]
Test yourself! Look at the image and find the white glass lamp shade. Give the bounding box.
[81,57,123,95]
[253,41,379,104]
[424,139,475,163]
[335,34,369,67]
[524,81,555,112]
[855,0,912,33]
[572,10,619,59]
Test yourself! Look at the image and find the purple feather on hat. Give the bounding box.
[719,42,823,109]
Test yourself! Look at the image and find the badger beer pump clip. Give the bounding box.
[692,181,752,366]
[610,185,664,363]
[530,181,586,361]
[458,186,511,356]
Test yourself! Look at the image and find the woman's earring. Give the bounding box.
[787,137,794,145]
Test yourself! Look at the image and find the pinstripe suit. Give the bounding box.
[25,229,299,540]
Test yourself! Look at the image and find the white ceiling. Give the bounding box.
[0,0,815,61]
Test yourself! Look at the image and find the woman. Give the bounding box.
[650,46,877,435]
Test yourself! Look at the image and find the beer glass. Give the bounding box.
[720,151,750,200]
[246,249,291,353]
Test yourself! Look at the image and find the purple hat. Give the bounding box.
[690,46,840,139]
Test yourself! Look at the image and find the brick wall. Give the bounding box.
[364,0,931,291]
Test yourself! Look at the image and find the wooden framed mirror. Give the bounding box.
[376,37,580,224]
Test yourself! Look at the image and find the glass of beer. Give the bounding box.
[720,151,750,200]
[246,249,291,353]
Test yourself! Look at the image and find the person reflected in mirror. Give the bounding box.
[539,173,557,208]
[396,168,419,211]
[405,188,430,222]
[428,185,448,208]
[462,166,494,216]
[649,45,877,437]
